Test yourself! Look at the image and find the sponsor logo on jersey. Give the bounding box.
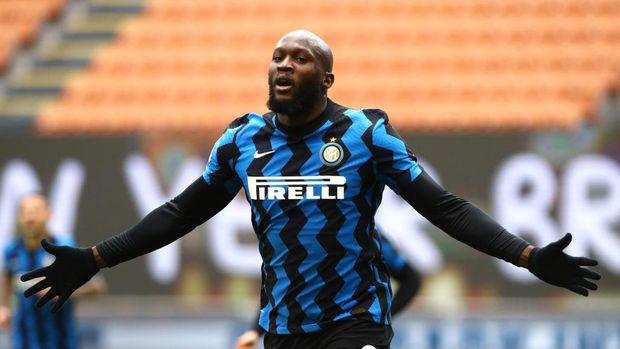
[320,138,344,166]
[247,176,346,200]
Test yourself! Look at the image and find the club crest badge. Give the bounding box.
[320,138,344,166]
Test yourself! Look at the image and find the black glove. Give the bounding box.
[528,233,601,296]
[20,239,100,313]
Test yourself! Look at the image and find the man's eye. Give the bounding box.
[296,57,307,63]
[273,56,282,62]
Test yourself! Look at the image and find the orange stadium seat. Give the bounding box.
[0,0,63,71]
[36,0,620,134]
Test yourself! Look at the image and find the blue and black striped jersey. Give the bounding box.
[203,100,422,334]
[3,236,77,349]
[251,228,416,335]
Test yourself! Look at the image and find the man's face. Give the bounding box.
[267,38,325,116]
[18,196,49,239]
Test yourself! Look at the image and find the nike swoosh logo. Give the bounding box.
[254,150,275,159]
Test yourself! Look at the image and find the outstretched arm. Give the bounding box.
[21,176,236,312]
[400,170,600,296]
[95,177,235,267]
[364,109,600,296]
[400,171,529,266]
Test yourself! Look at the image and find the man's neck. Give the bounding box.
[276,98,327,128]
[25,232,47,251]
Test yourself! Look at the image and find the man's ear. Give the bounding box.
[322,72,335,89]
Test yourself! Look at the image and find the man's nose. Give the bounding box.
[277,57,293,72]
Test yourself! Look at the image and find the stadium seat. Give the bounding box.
[35,0,620,134]
[0,0,63,73]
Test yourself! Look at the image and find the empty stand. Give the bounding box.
[0,0,145,121]
[35,0,620,134]
[0,0,63,72]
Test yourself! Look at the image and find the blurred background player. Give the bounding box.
[235,229,423,349]
[0,193,106,349]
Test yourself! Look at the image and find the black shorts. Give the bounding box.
[263,320,393,349]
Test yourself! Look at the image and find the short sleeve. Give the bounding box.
[367,109,422,193]
[202,117,247,195]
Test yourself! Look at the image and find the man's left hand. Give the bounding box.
[528,233,601,296]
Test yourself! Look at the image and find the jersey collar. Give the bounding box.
[273,99,336,138]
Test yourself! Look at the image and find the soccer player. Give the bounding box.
[235,230,422,349]
[0,194,106,349]
[21,30,600,349]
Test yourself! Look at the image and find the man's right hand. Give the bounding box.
[235,330,260,349]
[20,239,100,313]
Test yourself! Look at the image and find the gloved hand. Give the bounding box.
[528,233,600,296]
[20,239,100,312]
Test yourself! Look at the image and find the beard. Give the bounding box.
[267,73,324,116]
